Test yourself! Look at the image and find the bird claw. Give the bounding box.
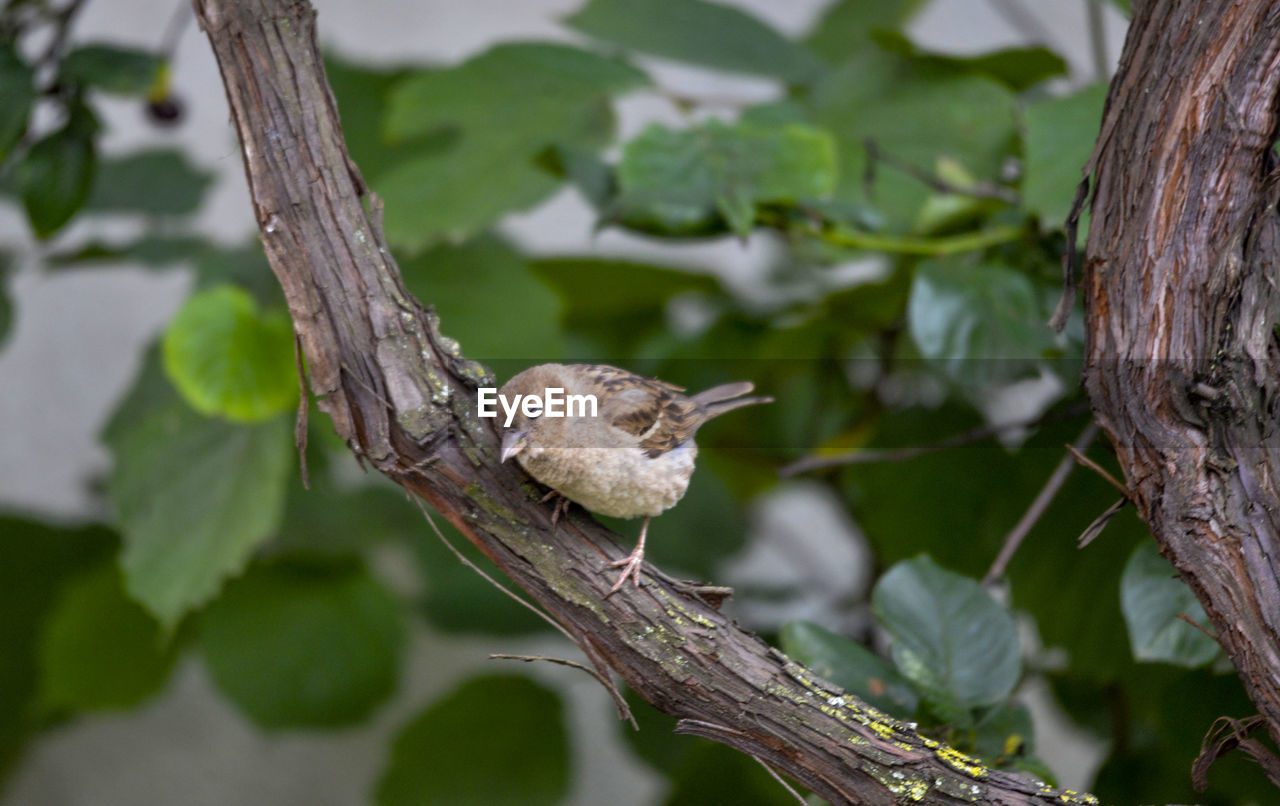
[605,553,645,596]
[539,490,571,526]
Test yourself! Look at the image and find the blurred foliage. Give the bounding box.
[0,1,1273,804]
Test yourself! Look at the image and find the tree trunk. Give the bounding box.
[1082,0,1280,749]
[190,0,1280,801]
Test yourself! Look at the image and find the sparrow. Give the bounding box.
[498,363,771,594]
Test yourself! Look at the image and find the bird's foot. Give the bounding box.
[606,548,646,596]
[538,489,571,526]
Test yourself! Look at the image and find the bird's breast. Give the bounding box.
[518,441,698,519]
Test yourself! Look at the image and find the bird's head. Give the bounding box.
[496,364,568,463]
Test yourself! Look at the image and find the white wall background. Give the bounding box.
[0,2,1128,804]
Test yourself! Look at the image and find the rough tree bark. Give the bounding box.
[189,0,1278,801]
[1082,0,1280,758]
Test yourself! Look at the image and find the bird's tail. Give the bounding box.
[692,382,773,420]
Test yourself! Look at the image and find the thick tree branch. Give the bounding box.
[1083,0,1280,747]
[191,1,1097,803]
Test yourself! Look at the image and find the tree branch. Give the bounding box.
[1082,0,1280,746]
[191,0,1099,803]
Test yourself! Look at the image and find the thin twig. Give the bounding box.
[1065,442,1130,497]
[292,332,310,489]
[865,138,1020,204]
[1049,176,1092,331]
[413,498,636,728]
[985,422,1099,584]
[753,756,809,806]
[159,0,192,60]
[782,402,1088,476]
[411,498,576,644]
[1085,0,1109,80]
[1076,497,1126,547]
[1177,612,1221,644]
[36,0,87,68]
[489,653,600,675]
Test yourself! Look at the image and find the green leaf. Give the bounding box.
[806,50,1018,230]
[566,0,822,83]
[907,258,1054,387]
[0,43,34,162]
[162,285,298,423]
[19,118,96,238]
[872,31,1068,92]
[1022,83,1109,227]
[376,675,568,806]
[37,563,178,711]
[872,555,1021,708]
[379,43,646,249]
[779,621,919,716]
[324,57,421,184]
[0,517,114,750]
[202,558,404,728]
[399,234,563,360]
[1120,542,1220,667]
[274,474,417,558]
[62,44,163,95]
[104,348,293,627]
[616,120,836,236]
[529,257,721,356]
[804,0,927,64]
[86,149,213,215]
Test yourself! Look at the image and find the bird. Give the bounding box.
[497,363,771,595]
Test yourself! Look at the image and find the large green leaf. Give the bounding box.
[1022,83,1109,227]
[86,149,213,216]
[376,675,568,806]
[566,0,821,83]
[37,563,179,711]
[779,621,919,716]
[806,49,1018,230]
[1120,542,1220,668]
[0,43,34,162]
[0,517,114,756]
[616,120,836,236]
[104,349,293,627]
[530,257,721,357]
[161,285,298,423]
[803,0,927,64]
[399,234,562,361]
[324,57,420,185]
[872,555,1021,709]
[61,44,162,96]
[379,43,646,249]
[19,114,97,239]
[202,558,404,728]
[872,31,1068,92]
[907,258,1054,387]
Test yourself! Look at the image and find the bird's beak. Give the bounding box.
[500,430,526,463]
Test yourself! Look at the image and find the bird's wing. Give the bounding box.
[588,366,700,458]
